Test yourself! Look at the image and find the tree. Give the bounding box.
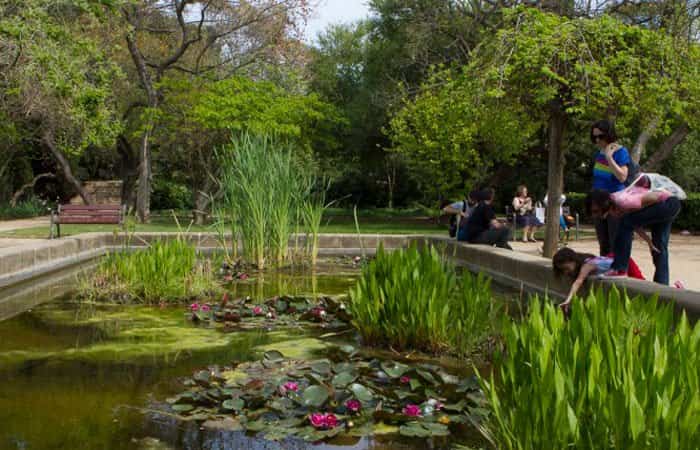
[121,0,311,222]
[0,0,123,204]
[391,7,700,256]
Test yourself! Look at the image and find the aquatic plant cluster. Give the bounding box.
[188,294,352,331]
[216,134,330,270]
[167,348,486,442]
[349,244,499,357]
[479,289,700,450]
[82,238,220,304]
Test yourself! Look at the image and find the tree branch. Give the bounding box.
[642,122,691,172]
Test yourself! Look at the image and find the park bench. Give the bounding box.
[50,204,126,238]
[506,205,580,242]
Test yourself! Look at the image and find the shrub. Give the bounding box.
[82,238,220,304]
[151,179,193,211]
[0,197,47,219]
[674,192,700,231]
[348,243,498,357]
[478,289,700,450]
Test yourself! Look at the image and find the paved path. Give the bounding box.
[0,217,49,249]
[511,234,700,291]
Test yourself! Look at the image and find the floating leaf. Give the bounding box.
[349,383,373,403]
[222,398,245,412]
[416,369,438,386]
[264,350,285,362]
[171,404,195,413]
[302,385,329,407]
[310,359,332,375]
[409,378,423,391]
[332,372,356,388]
[399,421,449,437]
[381,361,410,378]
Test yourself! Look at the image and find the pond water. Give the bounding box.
[0,263,492,450]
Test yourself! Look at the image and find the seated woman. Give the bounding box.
[586,174,683,284]
[460,188,512,250]
[512,185,542,243]
[553,247,645,314]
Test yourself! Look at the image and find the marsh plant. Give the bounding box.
[349,244,499,357]
[82,238,220,304]
[217,134,330,270]
[478,289,700,450]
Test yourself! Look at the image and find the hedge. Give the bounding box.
[565,192,700,231]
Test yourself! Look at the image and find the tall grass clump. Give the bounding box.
[217,133,326,269]
[348,244,498,357]
[478,289,700,450]
[83,238,219,304]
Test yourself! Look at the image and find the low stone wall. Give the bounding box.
[1,232,699,319]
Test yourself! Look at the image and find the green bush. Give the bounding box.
[152,179,193,211]
[0,197,47,219]
[674,192,700,231]
[348,243,498,357]
[82,238,220,304]
[478,289,700,450]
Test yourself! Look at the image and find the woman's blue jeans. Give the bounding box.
[612,197,681,285]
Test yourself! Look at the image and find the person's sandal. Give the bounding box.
[528,237,538,242]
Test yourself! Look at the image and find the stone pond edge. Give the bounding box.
[0,232,698,319]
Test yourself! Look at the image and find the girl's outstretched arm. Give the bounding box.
[560,263,597,310]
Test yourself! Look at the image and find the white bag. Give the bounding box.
[629,173,687,200]
[535,206,546,224]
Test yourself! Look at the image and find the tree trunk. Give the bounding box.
[11,173,55,206]
[631,118,659,164]
[117,134,138,212]
[135,128,152,222]
[543,101,567,258]
[193,190,210,225]
[43,131,93,205]
[642,122,691,172]
[126,32,158,223]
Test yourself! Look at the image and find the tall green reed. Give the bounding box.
[477,289,700,450]
[348,243,498,356]
[216,133,326,269]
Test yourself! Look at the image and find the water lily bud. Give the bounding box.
[347,420,354,428]
[423,405,435,416]
[339,303,346,310]
[320,310,327,317]
[266,312,273,319]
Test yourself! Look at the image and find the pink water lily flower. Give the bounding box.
[282,381,299,392]
[253,306,263,315]
[309,413,339,429]
[400,376,410,384]
[190,303,200,312]
[309,413,326,428]
[200,304,211,312]
[239,273,249,280]
[403,404,421,417]
[345,399,361,413]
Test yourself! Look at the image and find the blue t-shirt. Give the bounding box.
[592,146,630,193]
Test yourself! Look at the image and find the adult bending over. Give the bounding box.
[461,188,512,249]
[590,120,631,255]
[586,175,683,284]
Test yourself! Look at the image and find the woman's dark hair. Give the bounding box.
[585,189,613,216]
[468,190,480,204]
[552,247,596,279]
[480,188,495,202]
[590,119,617,144]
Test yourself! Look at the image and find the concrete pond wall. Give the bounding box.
[1,232,699,319]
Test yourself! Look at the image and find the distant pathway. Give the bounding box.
[511,234,700,292]
[0,217,49,249]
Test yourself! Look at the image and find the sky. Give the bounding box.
[305,0,371,43]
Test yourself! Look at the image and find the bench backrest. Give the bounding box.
[57,204,124,223]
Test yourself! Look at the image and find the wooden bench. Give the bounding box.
[50,204,126,238]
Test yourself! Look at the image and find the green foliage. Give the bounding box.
[0,198,47,220]
[217,134,322,269]
[349,244,498,357]
[83,239,220,304]
[151,179,193,211]
[478,290,700,450]
[674,193,700,231]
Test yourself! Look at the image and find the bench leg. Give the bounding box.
[56,223,61,239]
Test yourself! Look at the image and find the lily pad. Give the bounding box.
[349,383,373,403]
[264,350,285,362]
[310,359,332,375]
[332,371,356,388]
[302,385,329,407]
[222,398,245,412]
[171,404,195,413]
[381,361,410,378]
[399,421,449,437]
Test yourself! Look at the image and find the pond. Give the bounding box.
[0,261,493,450]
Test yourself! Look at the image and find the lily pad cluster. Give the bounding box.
[166,348,487,442]
[187,295,352,331]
